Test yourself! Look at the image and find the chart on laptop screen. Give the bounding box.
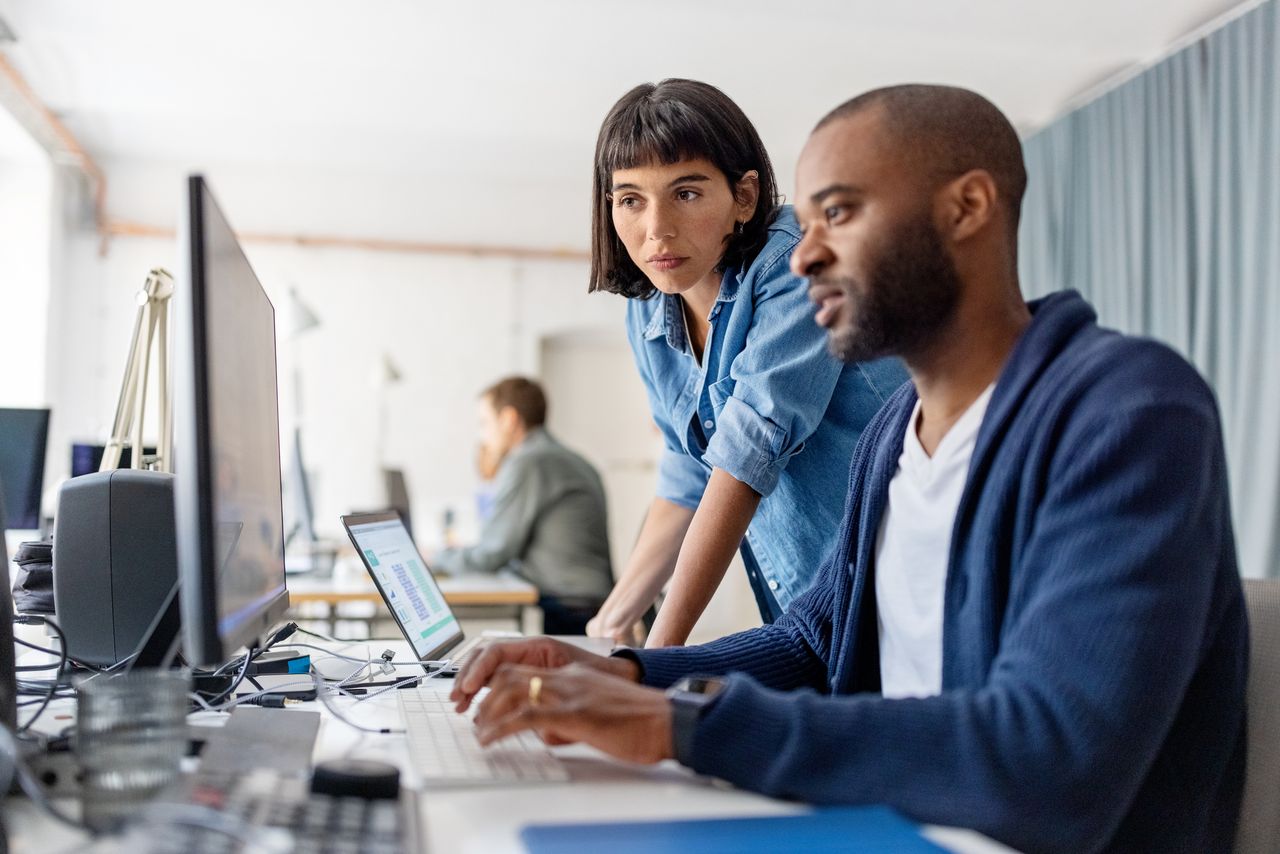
[347,518,459,656]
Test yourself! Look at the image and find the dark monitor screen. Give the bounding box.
[70,442,156,478]
[0,408,50,530]
[174,176,289,666]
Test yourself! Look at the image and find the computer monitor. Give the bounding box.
[174,175,289,667]
[0,407,50,530]
[70,442,157,477]
[382,467,413,539]
[284,428,317,548]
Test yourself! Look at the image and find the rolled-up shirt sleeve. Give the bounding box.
[702,257,846,498]
[655,445,709,511]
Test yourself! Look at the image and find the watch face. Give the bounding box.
[674,676,725,698]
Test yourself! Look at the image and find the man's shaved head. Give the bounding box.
[816,85,1027,238]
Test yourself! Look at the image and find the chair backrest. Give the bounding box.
[1237,579,1280,854]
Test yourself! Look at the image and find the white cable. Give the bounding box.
[274,642,372,665]
[310,669,404,735]
[352,663,453,704]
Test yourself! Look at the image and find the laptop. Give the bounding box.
[341,510,469,673]
[341,510,569,786]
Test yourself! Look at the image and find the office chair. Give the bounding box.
[1236,579,1280,854]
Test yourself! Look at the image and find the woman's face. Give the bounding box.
[610,157,758,297]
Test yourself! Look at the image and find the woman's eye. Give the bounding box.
[616,196,640,209]
[676,189,700,202]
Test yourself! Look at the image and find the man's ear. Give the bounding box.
[939,169,999,243]
[734,170,760,224]
[498,405,522,433]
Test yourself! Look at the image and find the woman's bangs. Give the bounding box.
[599,106,715,179]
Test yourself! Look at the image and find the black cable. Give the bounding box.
[203,642,258,708]
[14,637,63,657]
[262,622,299,650]
[17,616,68,735]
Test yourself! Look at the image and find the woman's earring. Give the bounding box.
[734,220,744,237]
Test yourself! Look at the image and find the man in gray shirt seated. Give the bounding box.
[432,377,614,634]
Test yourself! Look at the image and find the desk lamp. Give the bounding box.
[101,268,174,472]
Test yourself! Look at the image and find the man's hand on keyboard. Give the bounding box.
[451,637,639,713]
[472,662,673,765]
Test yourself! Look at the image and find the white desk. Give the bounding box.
[4,639,1016,854]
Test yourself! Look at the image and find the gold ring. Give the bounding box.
[528,675,543,707]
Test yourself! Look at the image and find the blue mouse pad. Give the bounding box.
[520,805,947,853]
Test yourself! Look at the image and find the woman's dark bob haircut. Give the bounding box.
[589,79,781,298]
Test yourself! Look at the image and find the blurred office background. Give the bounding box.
[0,1,1275,645]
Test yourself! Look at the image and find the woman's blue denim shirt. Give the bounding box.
[624,206,907,610]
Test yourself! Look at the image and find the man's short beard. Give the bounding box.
[824,214,963,363]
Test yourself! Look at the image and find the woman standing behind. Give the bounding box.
[587,79,906,647]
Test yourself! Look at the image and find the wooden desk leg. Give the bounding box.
[520,604,543,636]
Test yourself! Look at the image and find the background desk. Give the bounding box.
[287,572,543,636]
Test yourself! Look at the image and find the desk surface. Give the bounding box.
[6,638,1015,854]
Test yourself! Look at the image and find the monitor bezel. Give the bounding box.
[175,175,290,667]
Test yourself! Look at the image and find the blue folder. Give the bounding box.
[520,805,946,853]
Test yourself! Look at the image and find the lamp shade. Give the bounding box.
[289,288,321,337]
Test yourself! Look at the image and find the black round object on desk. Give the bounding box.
[311,759,401,800]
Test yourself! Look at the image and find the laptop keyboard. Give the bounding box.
[399,689,569,786]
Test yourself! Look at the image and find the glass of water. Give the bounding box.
[75,669,190,832]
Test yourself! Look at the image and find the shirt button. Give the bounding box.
[767,579,779,591]
[703,419,714,429]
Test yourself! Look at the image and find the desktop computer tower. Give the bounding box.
[53,469,178,667]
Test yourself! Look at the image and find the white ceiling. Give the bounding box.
[0,0,1250,248]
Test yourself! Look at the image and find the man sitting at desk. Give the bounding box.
[449,86,1248,853]
[432,376,614,635]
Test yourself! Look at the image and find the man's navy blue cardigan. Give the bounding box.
[633,291,1248,854]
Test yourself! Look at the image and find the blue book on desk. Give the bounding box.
[520,806,946,853]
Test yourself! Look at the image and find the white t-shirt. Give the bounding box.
[875,384,995,699]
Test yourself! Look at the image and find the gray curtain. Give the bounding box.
[1018,0,1280,579]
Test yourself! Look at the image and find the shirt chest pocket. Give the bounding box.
[707,376,736,415]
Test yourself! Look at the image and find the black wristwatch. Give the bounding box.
[666,676,726,764]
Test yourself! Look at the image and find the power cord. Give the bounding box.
[12,615,69,735]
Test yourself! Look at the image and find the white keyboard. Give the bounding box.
[398,689,570,786]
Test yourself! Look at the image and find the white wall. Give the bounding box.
[0,129,53,408]
[0,106,56,548]
[33,158,759,640]
[46,226,619,542]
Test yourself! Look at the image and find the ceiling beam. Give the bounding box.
[106,219,590,263]
[0,51,107,237]
[3,47,588,263]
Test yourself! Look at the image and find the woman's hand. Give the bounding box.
[589,497,695,644]
[586,610,644,646]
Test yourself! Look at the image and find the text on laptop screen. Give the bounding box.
[347,519,460,659]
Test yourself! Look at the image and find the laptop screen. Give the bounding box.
[343,513,463,662]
